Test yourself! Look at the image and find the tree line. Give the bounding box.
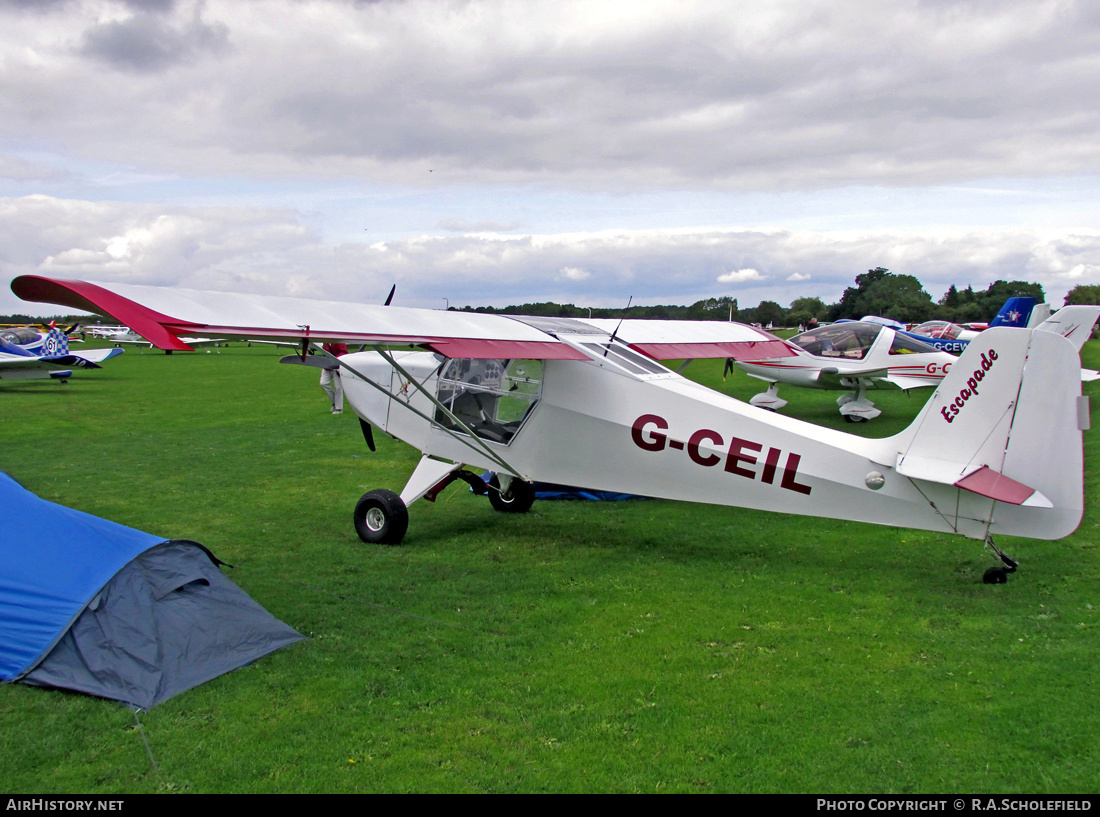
[457,270,1097,327]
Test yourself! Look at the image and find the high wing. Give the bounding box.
[11,277,794,362]
[581,319,794,361]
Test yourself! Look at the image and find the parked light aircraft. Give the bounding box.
[734,321,960,422]
[861,297,1039,355]
[103,327,227,352]
[0,324,123,382]
[737,301,1100,419]
[905,302,1099,381]
[903,296,1041,354]
[12,275,1092,583]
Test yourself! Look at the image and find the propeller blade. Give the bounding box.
[359,418,376,452]
[384,285,396,306]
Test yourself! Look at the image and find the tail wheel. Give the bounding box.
[354,489,409,545]
[488,475,536,514]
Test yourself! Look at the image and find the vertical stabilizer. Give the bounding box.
[988,296,1037,328]
[895,327,1085,540]
[1035,305,1100,353]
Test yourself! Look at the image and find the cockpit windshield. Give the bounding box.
[788,322,882,360]
[0,327,40,345]
[912,320,964,340]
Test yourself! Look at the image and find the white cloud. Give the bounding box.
[559,266,591,281]
[2,1,1100,188]
[2,3,1100,315]
[717,268,765,284]
[6,196,1097,317]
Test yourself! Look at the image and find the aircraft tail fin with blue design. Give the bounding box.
[40,327,70,359]
[987,296,1037,329]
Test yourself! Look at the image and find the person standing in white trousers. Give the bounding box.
[320,342,348,414]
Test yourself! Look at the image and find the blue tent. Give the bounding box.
[0,472,302,709]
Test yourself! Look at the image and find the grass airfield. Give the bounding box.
[1,339,1098,794]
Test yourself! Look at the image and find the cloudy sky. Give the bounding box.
[1,0,1098,317]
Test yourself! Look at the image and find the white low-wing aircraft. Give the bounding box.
[12,275,1091,583]
[104,327,227,352]
[0,324,123,382]
[734,321,960,422]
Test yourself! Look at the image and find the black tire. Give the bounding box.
[843,415,867,424]
[487,475,536,514]
[354,489,409,545]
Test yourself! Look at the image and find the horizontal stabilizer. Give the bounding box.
[1035,305,1100,352]
[954,466,1051,508]
[895,455,1052,508]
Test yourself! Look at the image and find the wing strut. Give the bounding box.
[316,346,524,479]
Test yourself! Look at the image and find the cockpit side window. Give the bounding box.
[434,359,543,444]
[913,321,962,340]
[889,333,940,355]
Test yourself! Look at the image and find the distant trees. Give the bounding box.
[448,269,1073,329]
[935,279,1045,323]
[831,267,935,323]
[1066,284,1100,306]
[787,296,826,328]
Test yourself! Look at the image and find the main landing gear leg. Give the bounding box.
[354,455,464,546]
[982,536,1019,584]
[749,382,787,412]
[353,455,499,546]
[488,473,536,513]
[838,383,881,423]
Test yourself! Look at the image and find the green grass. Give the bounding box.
[1,341,1098,793]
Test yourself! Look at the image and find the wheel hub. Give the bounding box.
[365,507,386,532]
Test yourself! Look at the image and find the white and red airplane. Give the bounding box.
[12,275,1091,583]
[734,321,960,422]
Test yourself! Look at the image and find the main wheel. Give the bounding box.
[487,475,536,514]
[354,489,409,545]
[844,414,867,423]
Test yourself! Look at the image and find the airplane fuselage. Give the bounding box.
[338,328,1084,543]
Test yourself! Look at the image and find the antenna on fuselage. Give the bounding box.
[604,295,633,356]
